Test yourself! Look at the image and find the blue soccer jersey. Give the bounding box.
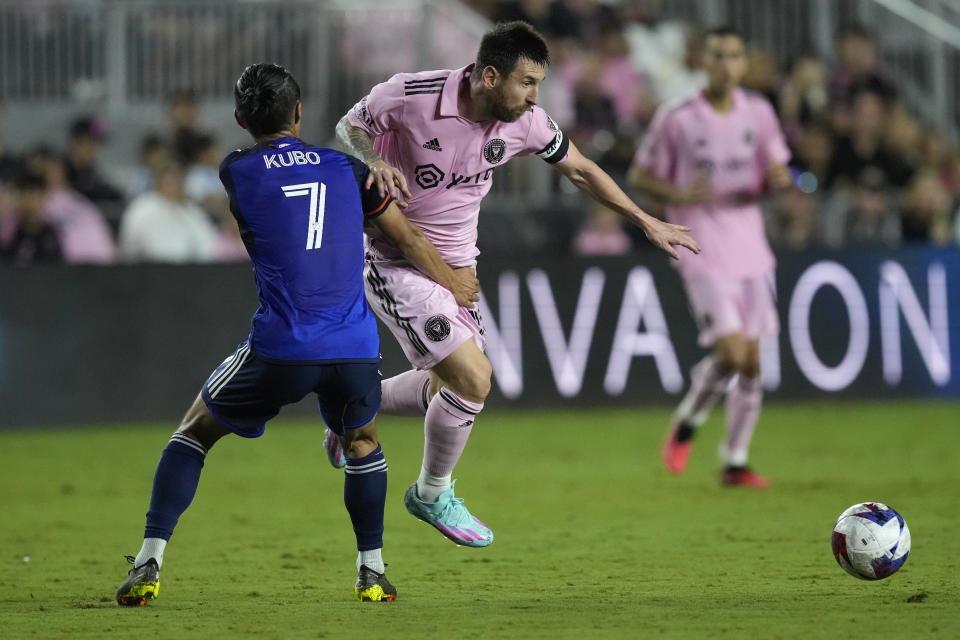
[219,137,392,362]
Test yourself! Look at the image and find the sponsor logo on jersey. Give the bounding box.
[483,138,506,164]
[414,163,445,189]
[424,315,451,342]
[263,150,323,169]
[422,137,443,151]
[445,168,494,190]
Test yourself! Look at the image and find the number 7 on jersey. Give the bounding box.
[281,182,326,250]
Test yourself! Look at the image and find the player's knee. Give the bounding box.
[340,424,378,459]
[739,357,761,380]
[177,398,229,451]
[462,358,492,401]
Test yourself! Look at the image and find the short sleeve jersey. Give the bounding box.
[219,137,393,362]
[635,88,790,279]
[347,64,568,267]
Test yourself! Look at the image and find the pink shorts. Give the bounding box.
[364,257,485,370]
[682,274,779,347]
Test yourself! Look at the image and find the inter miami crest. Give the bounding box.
[414,163,445,189]
[483,138,506,164]
[424,315,451,342]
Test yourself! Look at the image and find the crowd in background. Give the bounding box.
[2,0,960,265]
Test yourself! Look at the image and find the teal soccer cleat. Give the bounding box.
[403,481,493,547]
[322,427,346,469]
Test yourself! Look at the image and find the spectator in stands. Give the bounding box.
[884,105,922,169]
[168,90,210,166]
[27,148,117,264]
[182,134,246,261]
[0,105,22,185]
[900,170,952,245]
[128,133,171,197]
[823,166,900,248]
[777,54,828,146]
[767,187,823,251]
[792,121,834,187]
[119,161,218,263]
[572,201,633,256]
[741,46,778,106]
[825,86,914,190]
[184,134,226,217]
[1,172,62,265]
[627,21,706,104]
[65,116,125,217]
[828,24,895,134]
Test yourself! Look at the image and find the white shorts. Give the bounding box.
[683,274,779,347]
[364,256,485,370]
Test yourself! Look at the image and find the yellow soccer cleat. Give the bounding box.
[116,556,160,606]
[354,565,397,602]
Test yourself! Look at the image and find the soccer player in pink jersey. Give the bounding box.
[629,26,793,488]
[328,21,700,546]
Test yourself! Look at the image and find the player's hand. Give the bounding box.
[766,162,793,191]
[450,266,480,307]
[677,171,711,204]
[367,160,412,207]
[641,217,701,260]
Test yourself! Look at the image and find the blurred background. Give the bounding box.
[0,0,957,426]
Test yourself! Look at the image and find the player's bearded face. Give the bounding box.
[704,35,747,92]
[490,60,545,122]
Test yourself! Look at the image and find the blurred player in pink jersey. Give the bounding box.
[629,26,792,488]
[330,21,700,546]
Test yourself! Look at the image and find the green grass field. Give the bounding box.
[1,401,958,639]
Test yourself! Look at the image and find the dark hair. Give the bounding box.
[476,21,550,77]
[14,171,46,191]
[836,23,873,42]
[234,63,301,137]
[704,25,743,42]
[168,89,196,107]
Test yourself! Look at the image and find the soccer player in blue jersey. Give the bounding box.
[115,63,479,605]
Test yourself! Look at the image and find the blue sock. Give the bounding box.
[343,445,388,552]
[144,433,208,540]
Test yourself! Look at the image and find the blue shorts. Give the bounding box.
[200,342,381,438]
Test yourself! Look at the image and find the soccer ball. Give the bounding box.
[831,502,910,580]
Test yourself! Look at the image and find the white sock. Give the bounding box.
[416,466,452,503]
[357,549,384,574]
[135,538,167,569]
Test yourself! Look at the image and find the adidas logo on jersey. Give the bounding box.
[422,138,442,152]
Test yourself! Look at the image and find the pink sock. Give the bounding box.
[380,369,432,417]
[422,388,482,477]
[723,375,763,466]
[675,356,733,427]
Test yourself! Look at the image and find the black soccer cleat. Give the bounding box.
[116,555,160,606]
[355,564,397,602]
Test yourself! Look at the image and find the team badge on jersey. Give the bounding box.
[415,163,445,189]
[483,138,506,164]
[546,115,559,132]
[424,315,451,342]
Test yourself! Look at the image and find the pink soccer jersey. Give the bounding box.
[635,88,790,279]
[347,64,568,267]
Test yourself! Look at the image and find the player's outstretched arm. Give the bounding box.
[554,141,701,260]
[371,202,479,306]
[336,115,411,205]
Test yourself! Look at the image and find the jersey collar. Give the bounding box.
[267,136,301,149]
[439,64,473,118]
